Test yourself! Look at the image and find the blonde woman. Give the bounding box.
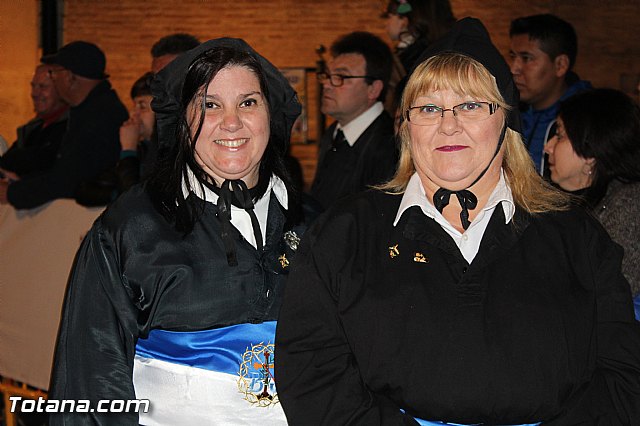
[276,18,640,425]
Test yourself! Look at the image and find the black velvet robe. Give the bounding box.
[275,189,640,425]
[49,184,302,425]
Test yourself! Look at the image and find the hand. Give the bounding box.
[119,117,142,151]
[0,167,19,182]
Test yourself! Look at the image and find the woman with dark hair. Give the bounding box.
[50,38,303,425]
[276,18,640,425]
[544,88,640,317]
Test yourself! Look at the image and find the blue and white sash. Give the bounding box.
[133,321,286,425]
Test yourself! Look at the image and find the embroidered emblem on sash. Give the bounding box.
[238,342,279,407]
[389,244,400,258]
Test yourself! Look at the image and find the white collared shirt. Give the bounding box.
[183,168,289,249]
[335,101,384,147]
[393,170,515,264]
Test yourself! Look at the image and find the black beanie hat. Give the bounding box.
[415,17,522,133]
[151,37,301,150]
[41,41,108,80]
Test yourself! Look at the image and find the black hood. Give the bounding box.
[414,17,522,133]
[151,37,302,149]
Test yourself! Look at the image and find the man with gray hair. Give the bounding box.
[0,41,128,209]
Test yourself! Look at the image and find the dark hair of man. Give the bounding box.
[151,33,201,58]
[509,14,578,70]
[330,31,393,102]
[386,0,456,44]
[147,47,297,233]
[559,88,640,205]
[130,72,154,99]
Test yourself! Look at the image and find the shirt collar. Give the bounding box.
[337,101,384,147]
[393,169,515,226]
[182,166,289,209]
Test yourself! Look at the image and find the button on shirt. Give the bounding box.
[183,168,289,249]
[393,170,515,263]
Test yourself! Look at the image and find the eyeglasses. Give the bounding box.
[405,102,499,126]
[316,72,374,87]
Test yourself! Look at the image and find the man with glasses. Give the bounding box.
[0,41,128,209]
[311,31,397,210]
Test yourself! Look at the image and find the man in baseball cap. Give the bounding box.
[1,41,128,209]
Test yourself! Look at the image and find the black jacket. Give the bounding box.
[0,111,68,176]
[276,189,640,425]
[49,183,304,425]
[7,81,127,209]
[311,111,397,210]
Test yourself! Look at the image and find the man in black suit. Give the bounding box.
[311,32,397,209]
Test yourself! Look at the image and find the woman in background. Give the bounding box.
[544,88,640,318]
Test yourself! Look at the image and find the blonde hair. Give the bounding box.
[380,53,570,214]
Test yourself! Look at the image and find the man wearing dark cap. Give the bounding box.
[0,41,128,209]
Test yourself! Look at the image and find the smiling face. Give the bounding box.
[189,65,270,188]
[543,118,592,191]
[31,65,66,116]
[509,34,568,110]
[408,88,505,192]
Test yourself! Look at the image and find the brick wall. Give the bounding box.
[2,1,638,184]
[61,0,639,109]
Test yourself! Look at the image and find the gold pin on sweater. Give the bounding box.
[413,252,428,263]
[389,244,400,258]
[278,254,289,269]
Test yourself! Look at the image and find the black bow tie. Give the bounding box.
[204,179,263,266]
[433,187,478,230]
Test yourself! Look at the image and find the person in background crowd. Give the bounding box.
[0,41,128,210]
[383,0,455,116]
[276,18,640,424]
[509,14,591,174]
[544,88,640,319]
[49,38,305,425]
[151,32,201,73]
[75,72,156,206]
[311,31,397,210]
[0,64,68,177]
[116,72,156,190]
